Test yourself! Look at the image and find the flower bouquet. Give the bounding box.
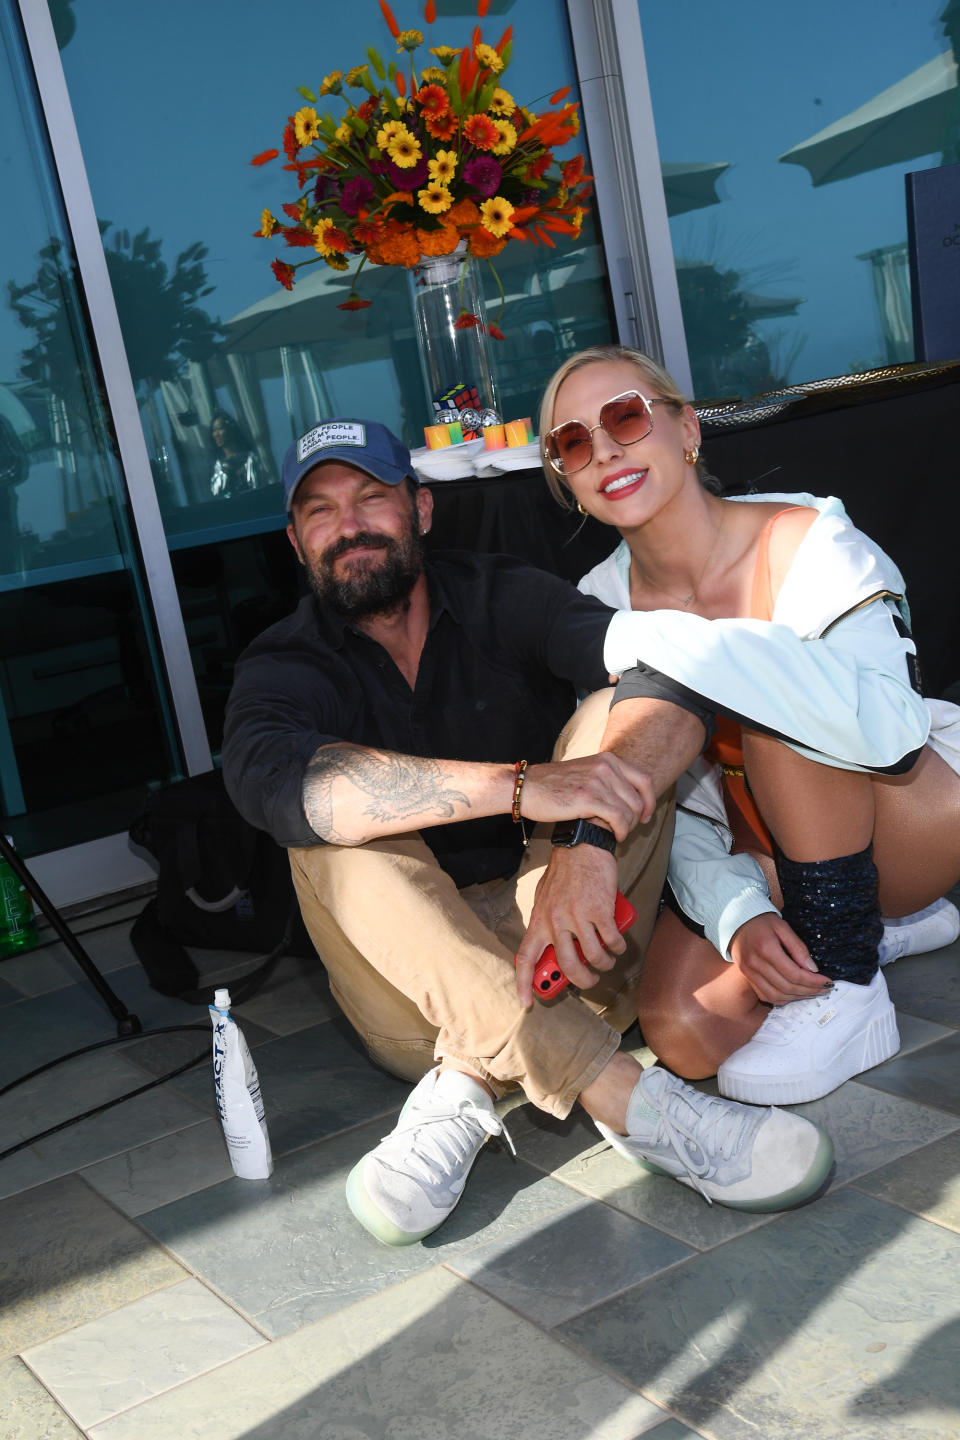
[250,0,592,338]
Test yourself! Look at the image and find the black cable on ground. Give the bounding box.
[0,1023,214,1162]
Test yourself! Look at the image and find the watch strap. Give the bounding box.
[551,819,618,853]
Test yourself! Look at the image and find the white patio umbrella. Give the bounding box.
[661,161,731,215]
[779,49,958,186]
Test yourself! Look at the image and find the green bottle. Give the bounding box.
[0,837,38,958]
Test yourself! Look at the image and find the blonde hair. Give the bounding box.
[538,345,690,508]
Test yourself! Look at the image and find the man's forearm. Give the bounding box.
[303,743,512,844]
[599,696,706,798]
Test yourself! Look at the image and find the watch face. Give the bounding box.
[551,818,581,846]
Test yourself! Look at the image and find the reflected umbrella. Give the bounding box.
[661,160,731,215]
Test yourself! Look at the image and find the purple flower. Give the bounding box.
[386,155,429,191]
[462,155,502,198]
[313,173,341,204]
[340,176,375,216]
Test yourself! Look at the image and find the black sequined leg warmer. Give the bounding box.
[775,843,882,986]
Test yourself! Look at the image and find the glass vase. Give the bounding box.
[408,240,501,428]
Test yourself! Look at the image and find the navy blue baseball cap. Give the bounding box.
[282,418,415,510]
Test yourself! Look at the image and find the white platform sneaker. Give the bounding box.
[717,969,900,1105]
[879,897,960,966]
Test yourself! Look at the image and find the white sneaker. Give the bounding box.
[717,970,900,1105]
[595,1065,833,1212]
[879,897,960,966]
[346,1067,514,1246]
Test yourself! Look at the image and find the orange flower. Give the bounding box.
[561,154,585,186]
[395,71,406,96]
[417,225,461,256]
[415,83,450,117]
[368,220,421,267]
[550,86,571,105]
[486,323,505,341]
[250,148,279,166]
[271,259,296,290]
[379,0,400,38]
[454,311,480,329]
[338,293,372,310]
[424,0,436,19]
[525,150,553,181]
[282,121,299,161]
[282,202,303,220]
[425,110,458,141]
[446,197,481,228]
[468,227,507,258]
[462,113,500,151]
[282,226,318,247]
[476,0,490,14]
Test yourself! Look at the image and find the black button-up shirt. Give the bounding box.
[222,550,615,887]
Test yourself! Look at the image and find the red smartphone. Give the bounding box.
[518,891,638,1000]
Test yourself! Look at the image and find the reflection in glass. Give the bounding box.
[1,7,181,856]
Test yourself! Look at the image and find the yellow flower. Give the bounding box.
[479,194,515,238]
[569,111,580,137]
[489,88,516,117]
[293,107,320,147]
[376,118,405,149]
[418,181,453,214]
[345,65,370,87]
[490,119,517,156]
[396,28,424,51]
[571,206,584,236]
[318,70,344,96]
[325,253,349,270]
[519,106,536,126]
[313,218,338,255]
[334,121,352,144]
[474,43,503,73]
[260,209,280,237]
[420,66,447,84]
[430,46,457,64]
[385,126,422,168]
[428,148,457,184]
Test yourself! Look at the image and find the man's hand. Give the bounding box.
[729,912,831,1004]
[515,845,622,1005]
[520,753,656,842]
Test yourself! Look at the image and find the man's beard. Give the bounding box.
[303,508,424,621]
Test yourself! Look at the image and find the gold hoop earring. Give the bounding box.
[576,502,587,516]
[684,446,700,466]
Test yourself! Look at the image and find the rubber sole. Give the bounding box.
[345,1157,438,1247]
[635,1126,836,1211]
[718,1005,901,1106]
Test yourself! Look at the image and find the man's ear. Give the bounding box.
[416,485,434,536]
[286,522,305,563]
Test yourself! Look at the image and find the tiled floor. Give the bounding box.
[2,888,960,1438]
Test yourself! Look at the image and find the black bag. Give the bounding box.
[128,769,310,1002]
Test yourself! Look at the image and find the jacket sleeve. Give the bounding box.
[603,596,930,773]
[668,808,779,960]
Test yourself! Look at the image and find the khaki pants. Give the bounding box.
[288,690,674,1118]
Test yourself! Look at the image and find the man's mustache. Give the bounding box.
[322,533,393,564]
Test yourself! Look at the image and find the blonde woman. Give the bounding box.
[539,344,960,1104]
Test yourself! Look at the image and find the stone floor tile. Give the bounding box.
[88,1266,665,1440]
[81,1119,235,1216]
[854,1031,960,1116]
[642,1423,710,1440]
[793,1075,960,1186]
[0,987,126,1088]
[509,1104,775,1250]
[853,1129,960,1232]
[0,972,21,1003]
[22,1278,266,1428]
[223,952,337,1035]
[0,1174,186,1358]
[884,948,960,1028]
[138,1122,585,1337]
[894,1009,955,1054]
[448,1196,693,1327]
[165,1017,411,1154]
[0,1355,85,1438]
[557,1188,960,1440]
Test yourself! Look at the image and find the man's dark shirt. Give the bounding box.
[222,550,615,887]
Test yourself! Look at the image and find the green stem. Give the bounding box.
[486,257,505,324]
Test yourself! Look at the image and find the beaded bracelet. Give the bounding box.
[512,759,529,846]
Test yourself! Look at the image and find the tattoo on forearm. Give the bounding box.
[304,744,470,841]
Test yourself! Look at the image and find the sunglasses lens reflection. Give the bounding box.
[601,394,652,447]
[547,393,653,474]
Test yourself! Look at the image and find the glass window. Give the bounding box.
[640,0,959,397]
[54,0,616,748]
[1,4,181,856]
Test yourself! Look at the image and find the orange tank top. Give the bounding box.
[702,506,815,856]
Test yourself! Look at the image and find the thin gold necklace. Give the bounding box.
[632,507,726,609]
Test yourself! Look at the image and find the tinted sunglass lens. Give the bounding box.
[602,394,651,445]
[549,422,592,472]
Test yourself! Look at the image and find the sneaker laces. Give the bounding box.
[760,989,836,1041]
[378,1096,515,1188]
[641,1073,760,1204]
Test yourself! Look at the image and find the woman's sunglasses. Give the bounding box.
[544,391,671,475]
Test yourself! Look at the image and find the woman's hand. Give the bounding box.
[729,912,832,1004]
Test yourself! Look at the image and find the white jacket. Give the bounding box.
[582,493,960,957]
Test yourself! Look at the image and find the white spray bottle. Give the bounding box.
[209,987,273,1179]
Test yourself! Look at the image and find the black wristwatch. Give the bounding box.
[551,818,618,854]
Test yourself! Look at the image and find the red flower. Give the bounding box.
[561,154,585,186]
[415,84,450,117]
[250,148,279,166]
[454,311,480,329]
[463,113,500,151]
[477,0,489,15]
[358,96,378,122]
[424,0,436,19]
[282,202,303,221]
[486,323,505,341]
[550,86,571,105]
[525,150,553,181]
[379,0,400,37]
[338,294,373,311]
[425,110,458,141]
[271,259,296,290]
[282,226,316,247]
[282,120,299,161]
